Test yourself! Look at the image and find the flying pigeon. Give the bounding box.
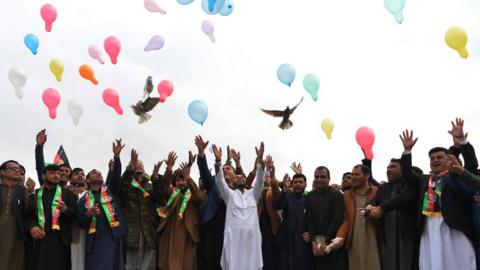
[131,97,159,124]
[143,76,154,98]
[260,97,304,130]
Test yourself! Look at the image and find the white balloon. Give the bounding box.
[8,67,27,99]
[67,99,83,126]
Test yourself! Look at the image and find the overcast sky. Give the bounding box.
[1,0,480,187]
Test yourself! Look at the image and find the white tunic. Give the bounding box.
[420,216,476,270]
[215,165,264,270]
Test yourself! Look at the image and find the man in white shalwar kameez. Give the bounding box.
[213,143,265,270]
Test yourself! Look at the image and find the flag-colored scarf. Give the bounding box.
[85,186,120,234]
[422,170,448,217]
[37,184,62,230]
[157,188,191,219]
[131,179,149,198]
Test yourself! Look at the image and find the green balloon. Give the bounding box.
[303,73,320,101]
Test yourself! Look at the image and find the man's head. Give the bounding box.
[428,147,450,173]
[58,164,71,185]
[341,172,352,191]
[291,173,307,194]
[70,168,86,194]
[264,173,271,189]
[44,164,61,185]
[386,158,402,182]
[133,160,145,180]
[351,164,370,189]
[0,160,23,183]
[222,164,236,186]
[86,169,103,190]
[19,164,26,184]
[313,166,330,190]
[172,170,188,190]
[234,174,247,190]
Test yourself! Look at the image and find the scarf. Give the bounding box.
[37,184,62,230]
[422,170,449,217]
[131,178,149,198]
[85,186,120,234]
[157,188,191,219]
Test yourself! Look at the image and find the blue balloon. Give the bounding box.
[188,100,208,125]
[201,0,225,14]
[177,0,194,5]
[276,63,296,87]
[219,0,234,16]
[24,34,39,55]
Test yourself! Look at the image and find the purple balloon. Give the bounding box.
[201,20,215,43]
[144,35,165,51]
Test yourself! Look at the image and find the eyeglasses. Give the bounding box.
[5,167,21,172]
[71,183,85,188]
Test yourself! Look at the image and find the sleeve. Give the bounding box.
[215,163,230,202]
[380,184,417,212]
[274,191,288,210]
[459,169,480,191]
[197,155,214,192]
[327,191,345,242]
[306,195,315,240]
[362,158,379,186]
[106,156,122,197]
[120,167,134,199]
[187,177,205,206]
[460,142,479,175]
[246,170,256,189]
[400,153,421,191]
[76,197,91,229]
[252,164,265,202]
[26,190,39,231]
[35,144,45,185]
[62,189,78,221]
[336,194,349,241]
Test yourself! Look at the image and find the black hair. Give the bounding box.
[58,164,72,170]
[390,158,401,163]
[342,172,352,178]
[44,164,59,172]
[353,164,371,176]
[19,164,26,174]
[70,167,84,178]
[428,147,450,157]
[292,173,307,183]
[315,166,330,178]
[0,160,19,170]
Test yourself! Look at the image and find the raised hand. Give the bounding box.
[108,159,114,171]
[230,148,241,166]
[447,154,464,175]
[399,129,418,151]
[165,151,178,171]
[290,162,302,174]
[130,149,139,169]
[179,162,191,180]
[188,151,197,167]
[36,129,47,146]
[26,177,36,193]
[112,139,125,157]
[57,199,67,213]
[212,144,222,161]
[227,145,232,163]
[152,161,163,177]
[194,135,209,157]
[448,118,468,143]
[266,155,275,177]
[255,142,265,163]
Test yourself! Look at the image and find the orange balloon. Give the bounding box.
[79,64,98,85]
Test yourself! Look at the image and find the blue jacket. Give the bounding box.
[197,155,222,224]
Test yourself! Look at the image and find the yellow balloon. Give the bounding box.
[321,118,334,140]
[49,59,64,82]
[445,26,469,58]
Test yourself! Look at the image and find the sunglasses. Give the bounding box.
[71,183,85,188]
[5,166,21,172]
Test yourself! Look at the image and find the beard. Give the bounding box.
[235,183,246,190]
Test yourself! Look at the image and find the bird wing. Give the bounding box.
[290,96,304,114]
[260,108,284,117]
[141,97,160,112]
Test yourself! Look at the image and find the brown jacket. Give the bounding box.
[157,174,204,243]
[336,185,377,249]
[257,186,281,236]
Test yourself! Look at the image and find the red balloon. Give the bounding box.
[102,89,123,115]
[104,36,121,65]
[157,80,174,103]
[355,126,375,159]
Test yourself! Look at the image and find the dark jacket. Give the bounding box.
[0,184,34,241]
[197,155,222,224]
[77,156,127,252]
[401,153,475,239]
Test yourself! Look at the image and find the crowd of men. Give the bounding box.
[1,118,480,270]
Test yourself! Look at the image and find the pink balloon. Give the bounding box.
[40,4,57,32]
[102,89,123,115]
[104,36,121,65]
[157,80,174,103]
[88,45,105,64]
[144,0,166,14]
[42,88,61,119]
[355,126,375,159]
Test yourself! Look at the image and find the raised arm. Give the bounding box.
[449,118,479,173]
[252,142,265,202]
[213,144,230,201]
[35,129,47,185]
[195,135,214,191]
[107,139,124,196]
[399,129,421,190]
[362,154,379,186]
[180,161,204,205]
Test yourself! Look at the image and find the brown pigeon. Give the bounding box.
[131,97,159,124]
[143,76,154,98]
[260,97,304,130]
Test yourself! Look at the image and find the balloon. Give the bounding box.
[157,80,174,103]
[104,36,121,65]
[219,0,234,16]
[8,67,28,99]
[24,34,39,55]
[67,99,83,126]
[276,63,296,87]
[303,73,320,101]
[144,35,165,51]
[88,45,105,64]
[40,4,57,32]
[355,126,375,160]
[188,100,208,125]
[321,118,334,140]
[102,89,123,115]
[201,20,215,43]
[144,0,166,14]
[42,88,61,119]
[79,65,98,85]
[49,59,64,82]
[384,0,404,24]
[445,26,469,58]
[177,0,194,5]
[201,0,225,14]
